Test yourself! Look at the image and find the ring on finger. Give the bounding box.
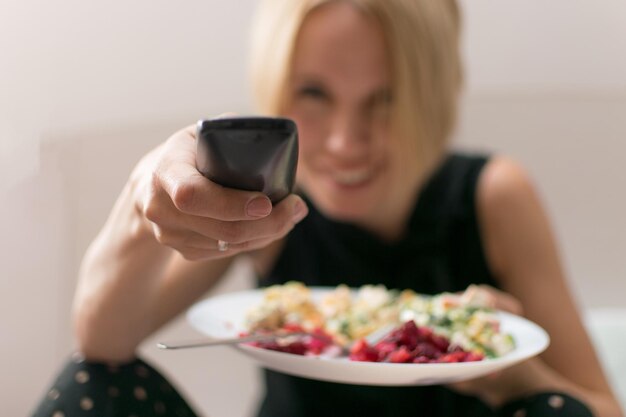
[217,239,229,252]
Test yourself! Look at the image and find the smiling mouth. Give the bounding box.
[331,169,375,186]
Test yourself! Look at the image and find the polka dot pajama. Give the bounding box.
[31,355,198,417]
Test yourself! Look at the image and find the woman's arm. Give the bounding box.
[73,125,307,363]
[471,156,623,416]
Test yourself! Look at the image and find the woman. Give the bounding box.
[34,0,623,416]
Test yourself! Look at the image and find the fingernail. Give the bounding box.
[292,199,308,223]
[246,197,272,218]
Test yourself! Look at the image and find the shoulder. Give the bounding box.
[475,158,622,409]
[475,156,548,278]
[477,156,537,208]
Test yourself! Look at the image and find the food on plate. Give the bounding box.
[348,320,484,363]
[244,282,515,362]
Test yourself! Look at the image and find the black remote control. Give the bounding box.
[196,117,298,204]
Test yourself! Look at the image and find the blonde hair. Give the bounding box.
[250,0,462,168]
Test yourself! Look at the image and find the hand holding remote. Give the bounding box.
[133,121,307,261]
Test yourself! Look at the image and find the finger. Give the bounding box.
[155,149,273,221]
[182,233,275,253]
[184,194,307,243]
[160,195,306,253]
[228,235,286,252]
[153,222,286,253]
[179,235,273,261]
[477,285,524,316]
[182,232,222,251]
[177,247,228,262]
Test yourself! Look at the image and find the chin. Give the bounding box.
[298,174,384,223]
[309,191,376,224]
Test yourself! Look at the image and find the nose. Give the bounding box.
[325,110,370,158]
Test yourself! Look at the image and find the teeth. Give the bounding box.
[332,169,372,185]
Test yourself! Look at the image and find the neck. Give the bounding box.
[358,188,419,243]
[358,153,444,242]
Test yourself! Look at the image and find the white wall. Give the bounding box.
[1,1,625,415]
[0,0,255,192]
[460,1,626,92]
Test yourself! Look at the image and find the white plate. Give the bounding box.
[187,288,550,386]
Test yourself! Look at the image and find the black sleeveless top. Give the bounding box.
[256,153,498,417]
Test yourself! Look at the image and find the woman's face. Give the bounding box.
[284,2,421,238]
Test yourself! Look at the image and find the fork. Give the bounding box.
[156,332,308,350]
[157,324,396,351]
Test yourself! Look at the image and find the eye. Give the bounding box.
[365,89,392,124]
[297,85,329,100]
[373,89,393,106]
